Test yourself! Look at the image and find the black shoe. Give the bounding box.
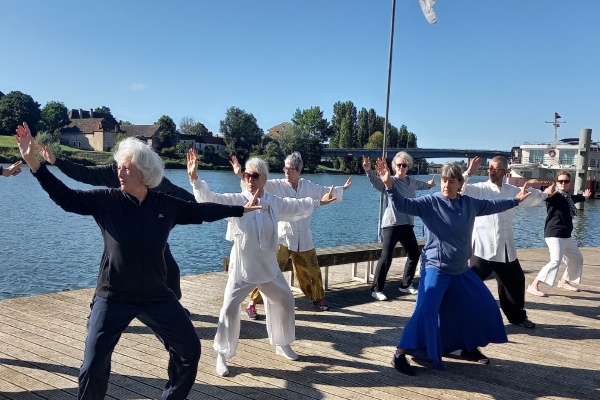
[512,318,535,329]
[460,348,490,365]
[392,354,416,376]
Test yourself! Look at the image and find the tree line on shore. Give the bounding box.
[0,89,429,174]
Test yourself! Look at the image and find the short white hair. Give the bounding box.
[284,151,303,171]
[391,151,413,173]
[113,138,164,188]
[245,157,269,179]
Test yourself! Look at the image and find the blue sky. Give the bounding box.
[1,0,598,152]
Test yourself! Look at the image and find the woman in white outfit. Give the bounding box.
[187,149,336,376]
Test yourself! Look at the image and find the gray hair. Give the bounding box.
[245,157,269,179]
[284,151,303,171]
[113,137,164,188]
[391,151,413,173]
[490,156,508,169]
[441,162,464,183]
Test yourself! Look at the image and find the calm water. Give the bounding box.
[1,164,599,300]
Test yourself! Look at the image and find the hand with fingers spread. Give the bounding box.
[342,175,352,191]
[515,184,532,202]
[428,175,436,187]
[14,122,41,172]
[375,157,393,189]
[1,160,23,177]
[583,188,592,199]
[544,182,557,197]
[243,190,263,213]
[230,155,243,178]
[187,148,199,182]
[362,155,371,172]
[467,156,482,177]
[36,142,56,165]
[320,185,338,205]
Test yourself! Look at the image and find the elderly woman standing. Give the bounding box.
[363,152,434,301]
[231,151,351,317]
[527,171,591,297]
[188,149,337,377]
[374,159,531,375]
[14,124,258,399]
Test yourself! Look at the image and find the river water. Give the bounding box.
[1,165,599,300]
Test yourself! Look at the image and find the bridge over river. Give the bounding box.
[322,147,511,160]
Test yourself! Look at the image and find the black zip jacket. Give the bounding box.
[32,164,244,303]
[544,193,586,238]
[53,158,195,201]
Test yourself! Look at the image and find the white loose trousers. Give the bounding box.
[536,237,583,286]
[213,270,295,359]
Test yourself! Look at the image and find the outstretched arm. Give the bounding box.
[1,161,22,177]
[230,155,244,179]
[375,157,425,216]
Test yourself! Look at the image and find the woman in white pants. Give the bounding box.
[187,149,336,376]
[528,172,591,297]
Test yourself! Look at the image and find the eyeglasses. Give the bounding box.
[557,179,570,184]
[283,167,297,173]
[487,168,506,173]
[242,172,261,181]
[396,163,408,169]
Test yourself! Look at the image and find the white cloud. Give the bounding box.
[130,83,146,91]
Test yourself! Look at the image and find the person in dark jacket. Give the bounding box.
[527,171,591,297]
[35,143,192,300]
[15,122,260,400]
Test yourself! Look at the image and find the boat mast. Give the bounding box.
[545,112,566,148]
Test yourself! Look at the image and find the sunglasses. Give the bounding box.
[557,179,570,184]
[283,167,297,173]
[242,172,261,181]
[396,163,408,168]
[487,168,506,173]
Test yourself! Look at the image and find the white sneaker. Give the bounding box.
[371,291,387,301]
[399,286,418,295]
[276,345,299,360]
[216,353,229,376]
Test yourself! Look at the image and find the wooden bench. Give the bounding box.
[223,240,425,290]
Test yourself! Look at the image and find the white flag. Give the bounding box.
[419,0,437,24]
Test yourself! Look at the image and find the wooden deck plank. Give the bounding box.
[0,247,599,399]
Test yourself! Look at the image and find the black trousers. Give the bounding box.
[164,243,182,300]
[371,225,421,293]
[470,254,528,324]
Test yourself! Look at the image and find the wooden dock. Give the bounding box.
[0,247,598,399]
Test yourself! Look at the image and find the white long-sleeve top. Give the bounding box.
[191,179,319,284]
[262,178,344,252]
[461,173,547,262]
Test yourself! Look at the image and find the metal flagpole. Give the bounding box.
[377,0,397,242]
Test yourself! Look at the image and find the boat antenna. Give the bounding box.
[545,112,566,148]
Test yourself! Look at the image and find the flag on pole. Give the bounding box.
[555,112,561,119]
[419,0,437,24]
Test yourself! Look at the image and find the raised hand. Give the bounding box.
[467,156,482,177]
[544,182,557,197]
[375,157,392,189]
[516,184,532,202]
[186,148,198,182]
[14,122,41,171]
[362,155,371,171]
[428,175,436,187]
[343,175,352,191]
[230,155,243,177]
[320,185,338,205]
[35,142,57,164]
[1,160,22,177]
[583,188,592,199]
[243,189,262,213]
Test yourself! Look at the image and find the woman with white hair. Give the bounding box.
[187,149,337,377]
[231,151,352,317]
[363,152,435,300]
[374,159,531,376]
[14,123,258,400]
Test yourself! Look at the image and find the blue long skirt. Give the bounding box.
[398,267,507,370]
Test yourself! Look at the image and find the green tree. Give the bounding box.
[0,91,41,136]
[330,101,357,172]
[219,106,263,162]
[398,125,409,148]
[291,106,330,142]
[407,131,417,148]
[94,106,112,116]
[39,101,68,134]
[119,120,132,126]
[262,140,285,172]
[114,132,127,148]
[388,125,399,148]
[357,108,370,148]
[35,131,63,160]
[367,108,379,137]
[365,131,384,149]
[155,115,177,150]
[175,141,192,154]
[279,125,322,173]
[180,116,211,136]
